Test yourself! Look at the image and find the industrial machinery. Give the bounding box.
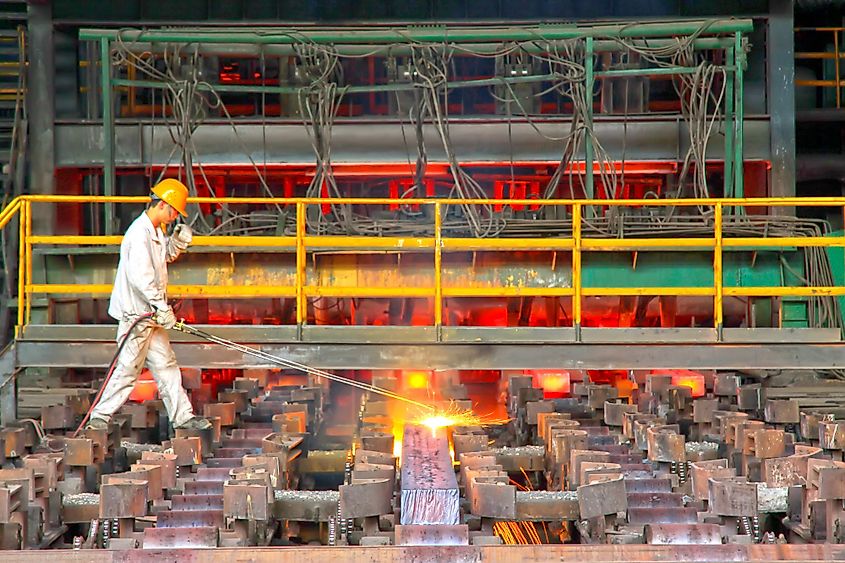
[0,2,844,560]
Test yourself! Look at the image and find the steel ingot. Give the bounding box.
[22,454,61,492]
[355,449,396,467]
[708,477,757,517]
[764,399,800,425]
[494,445,544,472]
[580,461,622,485]
[690,459,735,502]
[623,413,656,441]
[352,462,395,482]
[470,479,516,519]
[762,445,823,488]
[808,458,845,490]
[801,412,827,443]
[339,478,393,519]
[743,428,786,460]
[645,374,672,398]
[548,429,587,470]
[729,418,762,449]
[223,481,271,521]
[633,418,666,452]
[713,373,740,397]
[569,450,611,488]
[142,526,218,549]
[713,411,747,441]
[99,479,148,519]
[604,401,638,427]
[233,377,260,398]
[647,424,685,463]
[120,403,158,429]
[272,412,306,434]
[139,451,178,489]
[578,476,627,519]
[737,384,763,411]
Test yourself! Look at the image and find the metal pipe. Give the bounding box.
[572,203,582,340]
[79,20,753,44]
[714,202,724,336]
[103,37,737,57]
[101,37,116,235]
[434,202,443,334]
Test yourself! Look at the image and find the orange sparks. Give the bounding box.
[412,402,508,433]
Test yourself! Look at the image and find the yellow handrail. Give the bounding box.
[3,195,845,338]
[795,27,843,108]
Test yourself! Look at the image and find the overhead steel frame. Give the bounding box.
[78,19,753,234]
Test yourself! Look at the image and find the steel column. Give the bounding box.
[101,37,116,234]
[767,0,796,209]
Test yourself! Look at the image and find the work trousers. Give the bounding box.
[90,318,194,427]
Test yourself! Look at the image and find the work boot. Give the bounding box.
[176,416,212,431]
[84,418,109,431]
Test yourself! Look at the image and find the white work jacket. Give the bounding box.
[108,212,183,320]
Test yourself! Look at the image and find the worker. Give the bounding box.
[86,179,211,431]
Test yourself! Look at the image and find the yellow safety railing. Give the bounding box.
[3,194,845,338]
[796,27,844,108]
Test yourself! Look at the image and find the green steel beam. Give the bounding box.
[584,37,595,209]
[724,43,735,200]
[79,19,753,44]
[734,32,746,203]
[101,37,115,235]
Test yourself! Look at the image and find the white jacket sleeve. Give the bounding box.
[126,236,169,311]
[165,235,183,263]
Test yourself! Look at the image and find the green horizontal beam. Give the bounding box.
[80,19,752,45]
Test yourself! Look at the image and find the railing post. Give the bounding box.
[101,37,116,235]
[24,200,31,325]
[296,201,305,340]
[434,202,443,341]
[572,203,582,341]
[16,199,25,335]
[714,202,724,341]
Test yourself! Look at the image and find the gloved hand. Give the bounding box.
[154,306,177,329]
[172,223,193,250]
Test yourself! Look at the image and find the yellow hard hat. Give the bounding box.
[151,179,189,217]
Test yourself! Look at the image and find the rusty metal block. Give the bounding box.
[623,413,656,441]
[218,390,249,412]
[801,412,827,443]
[713,373,740,396]
[272,412,306,434]
[169,437,202,466]
[819,421,845,450]
[179,368,203,390]
[451,434,487,458]
[692,399,719,424]
[355,449,395,467]
[223,482,271,521]
[99,479,148,518]
[22,454,60,492]
[360,431,394,454]
[569,450,611,488]
[242,369,270,388]
[1,428,26,458]
[340,478,393,519]
[647,424,685,463]
[744,429,786,459]
[400,425,459,525]
[731,419,764,449]
[525,400,554,425]
[0,468,34,502]
[129,464,164,500]
[203,402,236,426]
[394,524,469,546]
[515,490,580,521]
[645,374,672,397]
[119,403,157,429]
[494,445,544,472]
[40,404,75,430]
[581,461,622,485]
[708,477,758,517]
[143,526,218,549]
[763,445,822,488]
[817,467,845,500]
[764,399,800,424]
[139,451,178,489]
[578,476,627,519]
[737,384,763,411]
[644,523,722,545]
[537,412,571,442]
[352,462,395,482]
[470,479,515,519]
[0,484,22,524]
[548,429,587,470]
[587,385,618,409]
[604,401,637,427]
[713,411,747,441]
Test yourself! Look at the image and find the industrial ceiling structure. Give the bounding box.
[1,0,845,560]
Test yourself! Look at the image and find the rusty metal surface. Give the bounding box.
[2,544,843,561]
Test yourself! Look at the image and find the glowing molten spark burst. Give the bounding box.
[412,403,508,433]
